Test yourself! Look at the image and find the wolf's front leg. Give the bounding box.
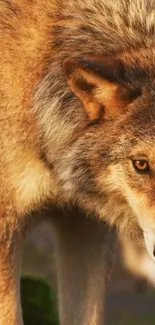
[54,211,117,325]
[0,211,24,325]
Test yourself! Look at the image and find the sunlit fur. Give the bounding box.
[1,1,155,325]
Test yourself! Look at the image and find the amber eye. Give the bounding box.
[132,159,150,174]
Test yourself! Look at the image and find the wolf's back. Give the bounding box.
[52,0,155,55]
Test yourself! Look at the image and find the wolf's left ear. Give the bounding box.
[64,57,141,121]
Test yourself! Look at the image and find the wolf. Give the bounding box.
[120,235,155,290]
[1,0,155,324]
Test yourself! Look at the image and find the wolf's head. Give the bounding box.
[36,48,155,261]
[53,49,155,261]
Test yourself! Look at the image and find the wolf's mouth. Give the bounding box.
[143,229,155,262]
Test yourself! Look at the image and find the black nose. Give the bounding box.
[153,246,155,257]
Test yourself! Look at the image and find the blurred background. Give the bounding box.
[21,221,155,325]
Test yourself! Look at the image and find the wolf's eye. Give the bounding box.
[132,159,150,174]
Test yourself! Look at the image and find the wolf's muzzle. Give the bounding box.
[143,229,155,262]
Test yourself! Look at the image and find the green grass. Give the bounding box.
[21,276,59,325]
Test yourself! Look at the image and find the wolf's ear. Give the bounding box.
[64,57,141,121]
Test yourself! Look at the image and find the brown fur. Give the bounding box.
[1,1,155,324]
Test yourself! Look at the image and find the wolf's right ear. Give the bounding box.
[64,57,141,121]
